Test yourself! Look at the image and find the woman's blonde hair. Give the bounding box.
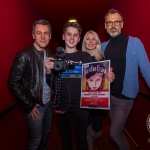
[82,30,103,61]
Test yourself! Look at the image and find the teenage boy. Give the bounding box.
[46,22,91,150]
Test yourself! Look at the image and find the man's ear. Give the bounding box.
[32,34,35,39]
[78,37,80,43]
[49,34,51,39]
[121,21,124,28]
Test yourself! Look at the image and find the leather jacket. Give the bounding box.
[8,44,54,114]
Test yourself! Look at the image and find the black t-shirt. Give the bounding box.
[59,51,92,109]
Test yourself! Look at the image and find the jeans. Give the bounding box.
[57,107,89,150]
[25,102,52,150]
[110,95,134,150]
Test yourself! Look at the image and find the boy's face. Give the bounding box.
[86,72,103,90]
[62,27,80,49]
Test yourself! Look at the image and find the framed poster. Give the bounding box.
[80,60,110,110]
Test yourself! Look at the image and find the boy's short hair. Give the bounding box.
[63,22,82,36]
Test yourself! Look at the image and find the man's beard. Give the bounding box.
[107,27,121,38]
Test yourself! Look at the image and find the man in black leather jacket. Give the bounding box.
[7,19,54,150]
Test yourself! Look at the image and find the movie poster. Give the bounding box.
[80,60,110,110]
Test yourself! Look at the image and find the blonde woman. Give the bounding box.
[82,30,114,150]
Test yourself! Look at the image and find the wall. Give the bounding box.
[96,1,150,149]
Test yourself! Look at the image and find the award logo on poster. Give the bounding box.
[80,60,110,110]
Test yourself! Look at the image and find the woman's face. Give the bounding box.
[85,33,97,50]
[86,72,103,90]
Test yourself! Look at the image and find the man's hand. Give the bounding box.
[45,57,54,74]
[28,105,40,119]
[105,68,115,83]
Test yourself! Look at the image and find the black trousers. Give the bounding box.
[88,109,107,132]
[57,107,89,150]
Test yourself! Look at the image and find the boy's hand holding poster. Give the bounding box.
[80,60,110,110]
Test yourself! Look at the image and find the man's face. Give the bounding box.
[62,27,80,49]
[85,33,97,50]
[86,72,103,90]
[32,24,51,51]
[105,13,123,37]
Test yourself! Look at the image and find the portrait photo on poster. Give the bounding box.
[80,60,110,109]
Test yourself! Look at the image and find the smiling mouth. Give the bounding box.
[69,41,75,44]
[40,41,46,43]
[111,29,117,32]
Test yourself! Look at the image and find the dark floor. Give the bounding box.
[48,112,137,150]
